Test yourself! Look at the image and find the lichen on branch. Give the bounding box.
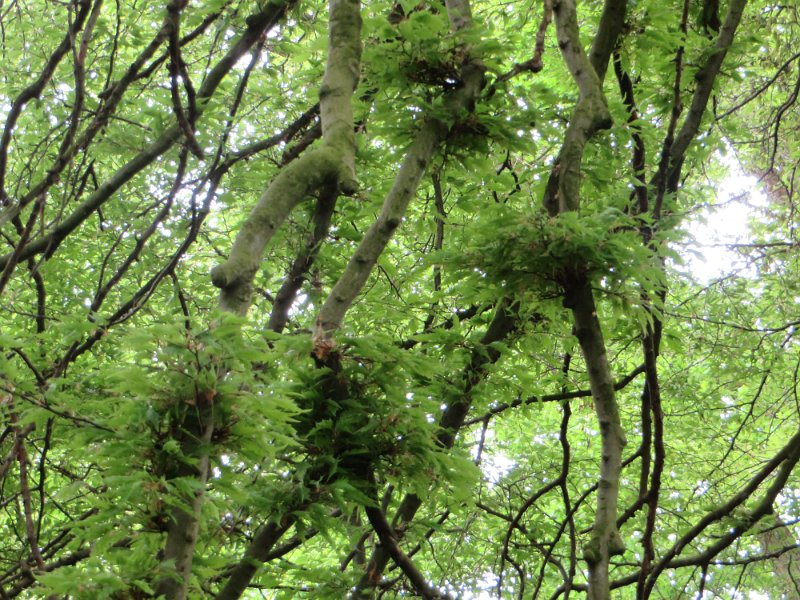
[314,0,486,339]
[212,0,363,316]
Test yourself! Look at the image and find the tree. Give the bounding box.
[0,0,799,597]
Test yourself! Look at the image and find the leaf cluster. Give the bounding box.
[443,204,666,304]
[291,333,474,498]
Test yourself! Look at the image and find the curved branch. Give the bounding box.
[716,51,800,121]
[542,0,615,216]
[656,0,749,201]
[463,364,645,426]
[643,426,800,596]
[211,0,362,316]
[213,516,298,600]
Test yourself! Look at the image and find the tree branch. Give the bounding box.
[0,0,299,272]
[211,0,362,315]
[364,502,449,600]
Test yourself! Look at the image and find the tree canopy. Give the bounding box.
[1,0,799,598]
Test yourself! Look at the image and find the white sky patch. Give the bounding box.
[472,427,516,488]
[683,166,768,281]
[480,452,516,487]
[289,292,310,318]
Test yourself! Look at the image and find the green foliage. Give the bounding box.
[1,0,800,598]
[454,205,659,284]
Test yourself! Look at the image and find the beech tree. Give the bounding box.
[1,0,799,598]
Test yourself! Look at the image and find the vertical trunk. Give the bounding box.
[154,416,215,600]
[563,277,626,600]
[545,0,627,595]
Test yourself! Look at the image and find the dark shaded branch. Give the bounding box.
[280,122,323,166]
[352,300,518,598]
[559,431,800,596]
[0,0,92,204]
[0,193,45,296]
[166,0,204,159]
[400,305,483,351]
[7,0,176,219]
[716,51,800,121]
[267,186,338,333]
[494,0,552,84]
[767,60,800,172]
[464,363,645,426]
[636,328,665,599]
[645,426,800,595]
[4,547,91,598]
[89,152,185,316]
[650,0,690,219]
[533,355,576,599]
[364,502,449,600]
[214,515,298,600]
[9,413,43,570]
[653,0,749,209]
[613,50,647,214]
[228,105,320,166]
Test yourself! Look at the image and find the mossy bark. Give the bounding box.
[316,123,445,332]
[211,148,342,314]
[320,0,362,193]
[212,0,362,316]
[543,0,613,216]
[316,0,484,339]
